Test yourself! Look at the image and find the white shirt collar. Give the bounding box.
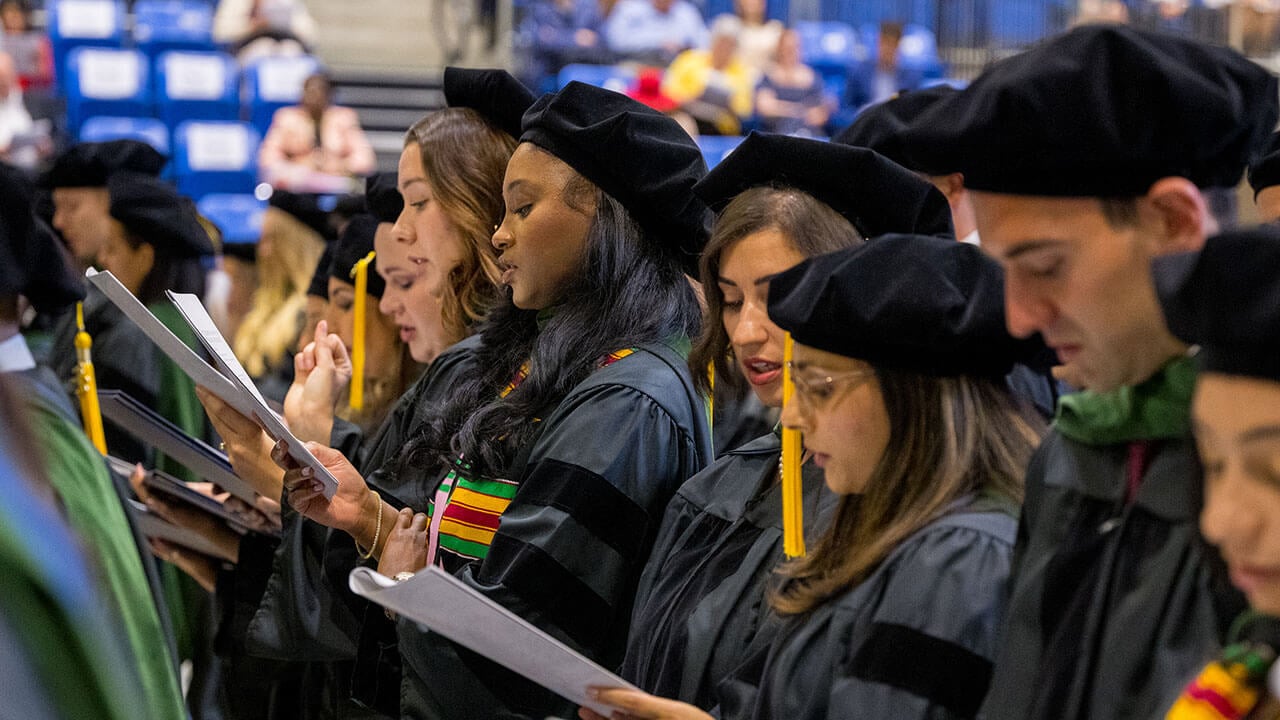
[0,333,35,373]
[961,229,981,246]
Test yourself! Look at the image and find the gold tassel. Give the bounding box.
[781,332,805,558]
[74,302,107,454]
[348,251,376,411]
[707,361,715,433]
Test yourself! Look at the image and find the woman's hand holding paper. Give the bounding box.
[197,385,284,499]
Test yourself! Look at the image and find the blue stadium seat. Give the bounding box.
[78,115,170,154]
[47,0,127,85]
[242,55,323,136]
[796,20,866,72]
[155,51,239,125]
[858,23,944,78]
[197,193,266,246]
[133,0,216,56]
[697,135,745,168]
[63,46,151,136]
[173,121,261,199]
[556,63,635,92]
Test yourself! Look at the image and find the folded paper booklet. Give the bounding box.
[85,269,339,498]
[349,566,637,716]
[99,389,258,504]
[127,498,232,560]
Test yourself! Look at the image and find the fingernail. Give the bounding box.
[312,481,323,493]
[586,688,599,700]
[301,467,313,478]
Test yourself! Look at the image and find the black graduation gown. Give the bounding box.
[395,341,713,720]
[236,336,482,720]
[620,432,838,709]
[978,430,1244,720]
[710,390,776,458]
[717,504,1018,720]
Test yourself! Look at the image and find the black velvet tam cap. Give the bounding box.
[1154,227,1280,380]
[1248,131,1280,197]
[308,244,333,300]
[107,173,214,258]
[43,139,167,189]
[833,85,958,173]
[365,172,403,225]
[328,214,384,299]
[0,163,84,312]
[692,131,954,239]
[520,81,712,274]
[443,67,536,140]
[267,189,337,242]
[768,234,1047,377]
[900,24,1279,196]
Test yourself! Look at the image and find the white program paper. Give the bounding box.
[85,269,339,498]
[349,566,637,716]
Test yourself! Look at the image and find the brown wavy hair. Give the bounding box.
[688,186,866,396]
[403,108,514,342]
[770,369,1045,616]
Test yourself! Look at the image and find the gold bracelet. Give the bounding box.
[356,490,382,561]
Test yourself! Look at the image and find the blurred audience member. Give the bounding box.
[214,0,317,63]
[520,0,614,89]
[846,22,926,108]
[258,72,376,191]
[0,0,50,92]
[605,0,708,64]
[734,0,783,75]
[0,51,44,168]
[1074,0,1131,25]
[662,15,754,135]
[232,191,328,402]
[756,28,830,136]
[626,66,698,138]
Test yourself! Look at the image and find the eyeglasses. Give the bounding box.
[786,363,876,410]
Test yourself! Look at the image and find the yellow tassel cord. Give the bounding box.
[707,361,715,433]
[349,251,376,411]
[74,302,107,454]
[781,333,805,558]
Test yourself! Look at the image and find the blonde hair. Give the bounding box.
[771,370,1045,616]
[403,107,514,342]
[233,207,326,377]
[336,342,423,434]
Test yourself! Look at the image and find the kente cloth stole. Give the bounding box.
[425,348,638,566]
[1167,614,1280,720]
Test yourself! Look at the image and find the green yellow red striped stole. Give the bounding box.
[1167,640,1276,719]
[428,347,638,566]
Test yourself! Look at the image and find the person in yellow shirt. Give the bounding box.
[662,15,755,135]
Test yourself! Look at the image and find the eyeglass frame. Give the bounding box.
[786,362,877,411]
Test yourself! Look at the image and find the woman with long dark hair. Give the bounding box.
[276,82,715,718]
[585,235,1046,720]
[619,132,955,710]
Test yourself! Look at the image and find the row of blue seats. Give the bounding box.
[80,115,260,199]
[63,48,320,137]
[47,0,221,84]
